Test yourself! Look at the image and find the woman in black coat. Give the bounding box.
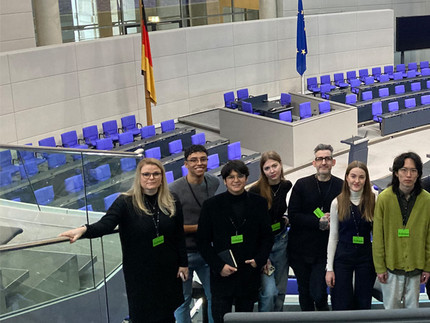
[60,158,188,323]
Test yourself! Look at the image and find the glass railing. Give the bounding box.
[0,144,139,318]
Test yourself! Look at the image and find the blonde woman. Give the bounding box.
[60,158,188,323]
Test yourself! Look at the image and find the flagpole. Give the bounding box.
[144,78,153,126]
[301,75,305,94]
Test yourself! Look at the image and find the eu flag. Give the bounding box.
[296,0,307,76]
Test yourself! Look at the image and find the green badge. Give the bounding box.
[271,222,281,232]
[352,236,364,244]
[398,229,410,237]
[231,234,243,244]
[153,235,164,247]
[313,207,325,218]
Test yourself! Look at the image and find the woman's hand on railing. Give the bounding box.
[59,225,87,243]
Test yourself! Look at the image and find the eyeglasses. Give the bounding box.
[226,174,246,181]
[141,172,162,179]
[187,157,208,164]
[398,168,418,175]
[315,156,333,162]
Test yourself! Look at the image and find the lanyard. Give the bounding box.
[228,216,246,236]
[350,204,361,236]
[146,198,160,237]
[315,176,333,212]
[186,176,208,208]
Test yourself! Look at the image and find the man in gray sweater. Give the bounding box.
[172,144,220,323]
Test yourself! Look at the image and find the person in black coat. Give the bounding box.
[60,158,188,323]
[197,160,273,323]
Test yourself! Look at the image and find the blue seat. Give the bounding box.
[96,138,114,150]
[279,111,292,122]
[224,91,237,108]
[421,68,430,76]
[408,62,418,72]
[102,120,120,141]
[320,75,335,90]
[421,95,430,105]
[395,85,405,95]
[379,74,389,83]
[306,77,320,93]
[333,73,349,88]
[388,101,399,112]
[34,185,55,206]
[379,88,389,98]
[181,165,188,177]
[38,136,57,148]
[428,80,430,89]
[140,125,156,139]
[237,88,249,100]
[0,170,12,187]
[420,61,429,70]
[318,101,331,114]
[362,91,373,101]
[165,171,174,184]
[46,153,67,169]
[350,79,361,94]
[364,76,374,85]
[372,67,382,80]
[345,94,357,105]
[346,70,358,83]
[299,102,312,119]
[19,161,38,179]
[280,93,292,106]
[405,98,416,109]
[79,205,93,211]
[372,102,383,123]
[118,131,134,146]
[64,174,84,193]
[286,278,299,295]
[61,130,88,149]
[121,115,141,136]
[384,65,394,79]
[83,125,100,147]
[161,119,175,133]
[227,142,241,160]
[207,154,220,170]
[104,192,120,211]
[242,101,260,115]
[145,147,161,159]
[407,70,417,78]
[168,139,183,155]
[191,133,206,145]
[320,84,332,99]
[393,71,403,80]
[120,158,137,172]
[18,144,46,166]
[90,164,111,182]
[396,63,407,77]
[0,150,20,175]
[410,82,421,92]
[359,69,368,82]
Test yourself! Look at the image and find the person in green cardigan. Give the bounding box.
[373,152,430,309]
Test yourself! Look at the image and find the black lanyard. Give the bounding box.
[315,176,333,212]
[350,203,361,236]
[146,198,160,237]
[186,176,208,208]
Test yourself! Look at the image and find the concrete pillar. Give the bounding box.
[33,0,62,46]
[259,0,277,19]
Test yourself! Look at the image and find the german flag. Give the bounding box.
[140,0,156,104]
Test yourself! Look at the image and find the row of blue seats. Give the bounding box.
[371,95,430,123]
[223,89,292,109]
[307,61,430,95]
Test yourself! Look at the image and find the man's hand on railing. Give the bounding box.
[59,225,87,243]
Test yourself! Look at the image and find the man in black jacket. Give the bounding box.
[288,144,343,311]
[197,160,273,322]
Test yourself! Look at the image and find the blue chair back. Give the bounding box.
[161,119,175,133]
[345,94,357,105]
[118,131,134,146]
[384,65,394,75]
[280,93,291,106]
[104,193,120,211]
[320,74,331,85]
[408,62,417,71]
[359,69,368,81]
[227,142,241,160]
[393,71,403,80]
[224,91,236,108]
[121,115,137,132]
[0,150,13,168]
[207,154,220,170]
[421,68,430,76]
[299,102,312,119]
[61,131,79,147]
[396,64,405,73]
[405,98,416,109]
[372,67,381,77]
[181,165,188,177]
[96,138,114,150]
[407,70,417,78]
[395,85,405,95]
[64,174,84,193]
[320,83,331,94]
[372,102,383,122]
[102,120,119,140]
[237,88,249,100]
[333,73,344,84]
[34,185,55,205]
[90,164,111,182]
[306,77,319,92]
[79,205,93,211]
[379,88,389,98]
[379,74,389,83]
[165,171,174,184]
[421,95,430,105]
[120,158,137,172]
[346,70,357,82]
[364,76,374,85]
[420,61,429,69]
[350,78,361,89]
[0,170,12,187]
[279,111,292,122]
[362,91,373,101]
[47,154,66,169]
[141,125,156,138]
[388,101,399,112]
[83,125,99,146]
[242,101,253,113]
[191,133,206,145]
[19,161,38,179]
[145,147,161,160]
[168,139,183,155]
[318,101,331,114]
[410,82,421,92]
[39,136,56,147]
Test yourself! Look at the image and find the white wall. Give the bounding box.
[0,0,36,52]
[0,9,393,145]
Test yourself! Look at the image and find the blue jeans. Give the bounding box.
[175,252,213,323]
[258,228,289,312]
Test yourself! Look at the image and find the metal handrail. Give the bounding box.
[0,236,70,252]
